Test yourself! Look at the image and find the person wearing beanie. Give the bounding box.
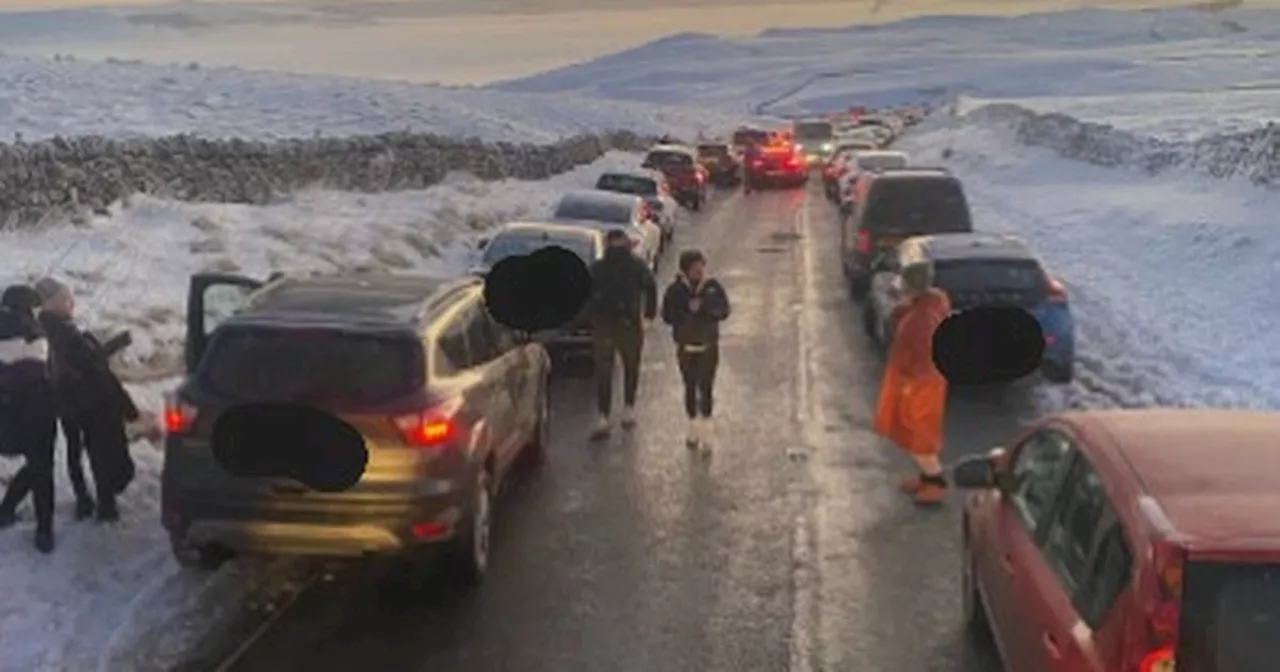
[35,277,137,523]
[872,260,952,505]
[0,283,59,552]
[660,249,730,454]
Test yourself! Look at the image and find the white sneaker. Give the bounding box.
[620,406,637,430]
[685,418,699,448]
[589,415,611,440]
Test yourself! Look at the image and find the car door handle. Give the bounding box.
[1000,553,1015,574]
[1041,632,1062,660]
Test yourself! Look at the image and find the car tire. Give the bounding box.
[446,468,493,587]
[1042,359,1074,384]
[861,302,879,340]
[170,534,231,572]
[690,194,703,212]
[849,274,870,302]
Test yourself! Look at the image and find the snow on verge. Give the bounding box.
[0,151,648,672]
[899,121,1280,411]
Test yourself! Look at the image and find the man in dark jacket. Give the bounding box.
[587,229,658,440]
[661,250,730,453]
[0,284,58,553]
[35,278,138,523]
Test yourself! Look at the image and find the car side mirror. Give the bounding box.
[951,447,1007,490]
[477,237,489,250]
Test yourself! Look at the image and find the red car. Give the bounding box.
[641,144,708,211]
[954,408,1280,672]
[743,144,807,190]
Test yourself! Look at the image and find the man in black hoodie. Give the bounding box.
[587,229,658,440]
[661,250,730,452]
[0,284,58,552]
[35,278,138,523]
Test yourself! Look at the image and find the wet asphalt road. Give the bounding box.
[221,179,1040,672]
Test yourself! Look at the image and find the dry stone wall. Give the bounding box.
[0,130,660,228]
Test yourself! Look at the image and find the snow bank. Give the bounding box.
[899,123,1280,411]
[953,101,1280,189]
[0,151,650,672]
[0,129,658,228]
[0,52,742,143]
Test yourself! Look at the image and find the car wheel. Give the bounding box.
[691,195,702,212]
[1042,359,1074,383]
[170,535,231,572]
[446,468,493,587]
[849,274,870,302]
[861,302,879,340]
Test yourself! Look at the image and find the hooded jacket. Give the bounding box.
[0,307,50,397]
[587,246,658,323]
[39,312,138,421]
[661,274,731,348]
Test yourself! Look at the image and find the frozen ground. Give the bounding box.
[0,151,656,672]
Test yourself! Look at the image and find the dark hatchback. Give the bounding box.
[841,168,973,299]
[161,272,552,586]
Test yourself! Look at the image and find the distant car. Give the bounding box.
[841,168,972,299]
[731,125,771,153]
[791,118,837,167]
[831,150,909,203]
[695,142,742,187]
[862,232,1074,383]
[743,144,808,190]
[472,222,604,359]
[953,408,1280,672]
[162,272,552,586]
[594,169,678,246]
[550,190,662,272]
[642,144,709,211]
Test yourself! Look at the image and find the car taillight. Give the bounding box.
[1046,276,1069,303]
[856,229,871,254]
[1134,540,1183,672]
[163,392,198,436]
[393,407,457,449]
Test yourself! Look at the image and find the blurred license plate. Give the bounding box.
[876,236,904,247]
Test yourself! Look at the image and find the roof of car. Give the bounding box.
[598,169,664,182]
[647,143,696,156]
[230,273,476,331]
[492,221,605,240]
[556,189,643,207]
[868,167,955,181]
[912,232,1036,262]
[1061,409,1280,545]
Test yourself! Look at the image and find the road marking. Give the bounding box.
[788,190,819,672]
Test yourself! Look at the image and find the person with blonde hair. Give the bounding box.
[873,260,952,505]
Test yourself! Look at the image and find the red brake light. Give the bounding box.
[1138,646,1174,672]
[856,229,871,254]
[163,393,198,436]
[1045,276,1069,303]
[393,408,457,448]
[1133,540,1183,672]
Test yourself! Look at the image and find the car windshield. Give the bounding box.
[794,121,834,141]
[933,259,1045,293]
[862,179,972,233]
[553,197,632,223]
[732,129,769,146]
[644,150,694,169]
[858,154,907,171]
[596,173,658,196]
[482,233,595,265]
[201,327,424,406]
[1179,561,1280,671]
[697,145,730,158]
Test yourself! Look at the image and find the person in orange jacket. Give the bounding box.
[873,260,952,505]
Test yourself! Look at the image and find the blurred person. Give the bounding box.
[661,250,730,454]
[587,229,658,440]
[36,278,138,523]
[872,260,952,505]
[742,143,763,194]
[0,284,58,552]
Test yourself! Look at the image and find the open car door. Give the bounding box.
[185,273,264,373]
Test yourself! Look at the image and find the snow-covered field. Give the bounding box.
[0,152,652,672]
[4,3,1280,670]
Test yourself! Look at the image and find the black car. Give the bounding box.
[162,272,552,586]
[695,142,741,187]
[840,168,973,299]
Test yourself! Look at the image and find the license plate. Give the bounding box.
[876,236,904,248]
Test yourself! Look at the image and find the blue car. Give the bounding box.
[862,232,1075,383]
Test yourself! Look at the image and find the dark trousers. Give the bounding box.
[677,345,719,418]
[1,413,57,533]
[61,415,93,503]
[592,318,644,417]
[78,411,128,515]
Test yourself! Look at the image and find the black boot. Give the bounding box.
[34,528,54,554]
[74,497,96,521]
[0,509,16,529]
[96,497,120,523]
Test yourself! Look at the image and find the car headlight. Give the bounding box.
[795,143,804,150]
[821,142,834,152]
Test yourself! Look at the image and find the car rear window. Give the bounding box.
[697,145,730,158]
[482,233,595,265]
[861,178,973,234]
[794,121,834,141]
[933,259,1045,294]
[644,150,694,169]
[201,327,424,406]
[1178,561,1280,672]
[596,173,657,196]
[553,197,632,224]
[732,129,769,146]
[858,154,907,171]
